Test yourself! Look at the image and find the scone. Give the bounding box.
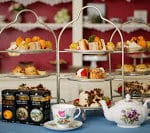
[146,63,150,69]
[89,67,106,79]
[135,64,148,72]
[12,66,24,75]
[24,65,38,75]
[123,64,134,73]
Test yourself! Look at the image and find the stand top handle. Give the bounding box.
[57,5,124,50]
[0,9,57,45]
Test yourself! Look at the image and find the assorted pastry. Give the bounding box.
[76,67,106,79]
[69,35,150,53]
[147,41,150,50]
[69,35,106,51]
[117,81,150,97]
[106,41,115,51]
[12,63,47,76]
[116,63,150,73]
[124,36,150,52]
[7,36,52,52]
[113,36,150,52]
[73,88,111,108]
[135,64,149,72]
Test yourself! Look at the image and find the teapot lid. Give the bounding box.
[116,94,140,105]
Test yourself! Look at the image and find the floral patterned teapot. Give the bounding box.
[100,94,150,128]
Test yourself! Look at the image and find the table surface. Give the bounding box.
[0,110,150,133]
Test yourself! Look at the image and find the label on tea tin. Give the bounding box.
[2,89,16,106]
[30,109,43,122]
[16,107,28,121]
[16,93,29,104]
[3,110,13,120]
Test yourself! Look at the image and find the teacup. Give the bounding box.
[51,103,81,128]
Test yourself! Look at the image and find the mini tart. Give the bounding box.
[106,42,115,51]
[69,42,79,49]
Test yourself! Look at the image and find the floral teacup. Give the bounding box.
[51,103,81,128]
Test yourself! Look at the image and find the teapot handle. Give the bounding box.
[143,99,150,107]
[143,99,150,120]
[147,116,150,120]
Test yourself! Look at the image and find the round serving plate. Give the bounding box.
[115,69,150,76]
[6,73,51,79]
[64,49,113,54]
[6,49,52,54]
[125,48,146,53]
[59,73,74,79]
[114,90,150,98]
[67,75,113,82]
[0,73,8,77]
[127,53,150,59]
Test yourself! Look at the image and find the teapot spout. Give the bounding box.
[100,100,113,121]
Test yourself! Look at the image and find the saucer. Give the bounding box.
[43,120,83,131]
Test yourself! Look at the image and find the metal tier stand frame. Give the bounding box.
[57,5,124,104]
[0,9,59,101]
[0,9,57,42]
[111,20,150,101]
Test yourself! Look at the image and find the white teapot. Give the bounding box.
[100,94,150,128]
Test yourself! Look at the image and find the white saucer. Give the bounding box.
[43,120,83,131]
